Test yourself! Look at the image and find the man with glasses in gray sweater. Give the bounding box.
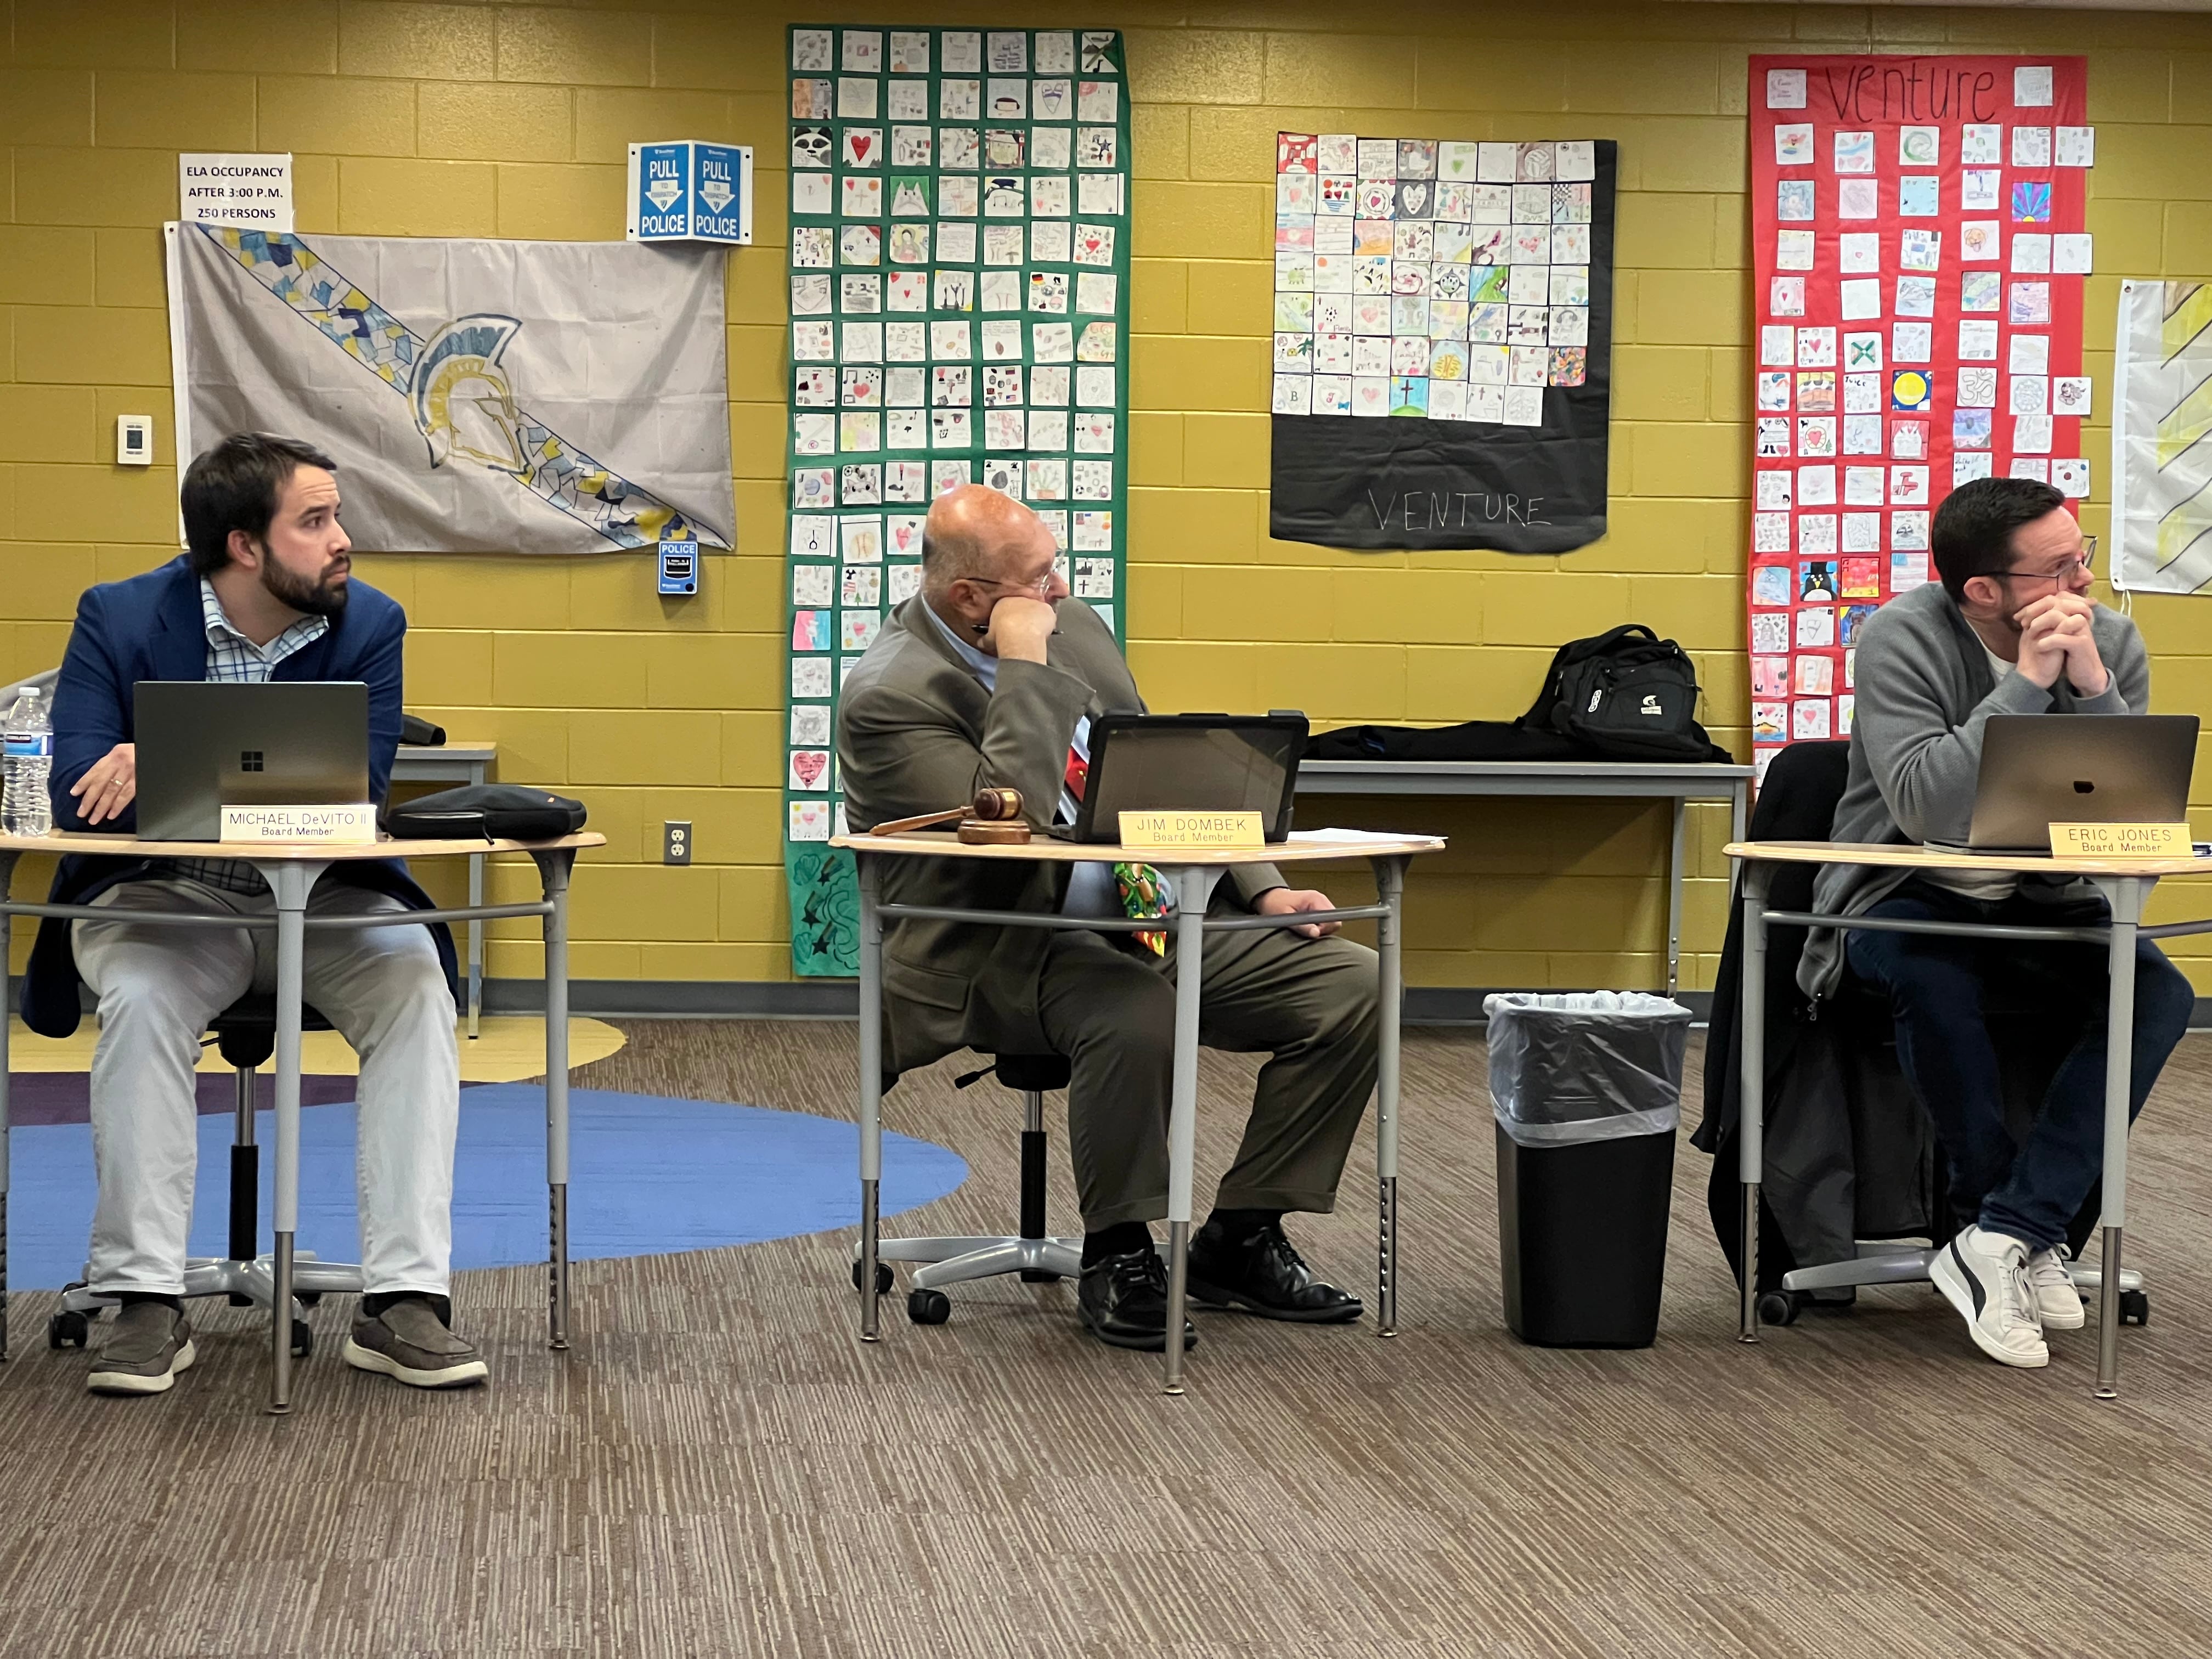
[1797,477,2194,1370]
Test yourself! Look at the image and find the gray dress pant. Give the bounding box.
[71,877,460,1297]
[1035,915,1379,1229]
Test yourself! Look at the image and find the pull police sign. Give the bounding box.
[627,141,753,245]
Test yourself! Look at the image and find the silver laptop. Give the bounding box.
[133,681,371,840]
[1951,714,2198,853]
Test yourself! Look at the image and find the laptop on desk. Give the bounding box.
[133,681,371,840]
[1056,713,1307,844]
[1933,713,2198,854]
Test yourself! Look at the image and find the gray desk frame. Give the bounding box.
[1733,855,2212,1400]
[391,744,498,1038]
[1295,760,1753,997]
[0,838,582,1413]
[849,844,1424,1395]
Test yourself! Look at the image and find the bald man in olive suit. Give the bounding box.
[837,486,1378,1352]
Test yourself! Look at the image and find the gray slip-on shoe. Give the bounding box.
[342,1295,488,1389]
[87,1301,196,1396]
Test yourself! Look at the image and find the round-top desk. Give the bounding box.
[0,829,603,1412]
[1726,838,2212,1398]
[834,827,1445,1394]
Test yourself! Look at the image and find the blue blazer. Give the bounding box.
[22,555,456,1037]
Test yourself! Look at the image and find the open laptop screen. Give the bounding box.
[1071,713,1306,843]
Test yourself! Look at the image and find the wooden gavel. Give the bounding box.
[868,787,1032,844]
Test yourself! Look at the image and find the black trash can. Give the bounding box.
[1485,992,1691,1348]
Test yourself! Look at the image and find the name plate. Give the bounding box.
[2048,821,2192,859]
[219,804,377,845]
[1118,810,1265,851]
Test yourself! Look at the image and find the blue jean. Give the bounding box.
[1844,881,2194,1250]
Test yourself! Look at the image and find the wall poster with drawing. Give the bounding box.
[1266,134,1617,554]
[1745,55,2093,782]
[782,25,1131,974]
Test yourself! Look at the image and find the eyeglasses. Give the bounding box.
[1993,535,2096,584]
[969,571,1058,599]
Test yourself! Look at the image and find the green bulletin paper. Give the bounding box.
[783,26,1133,975]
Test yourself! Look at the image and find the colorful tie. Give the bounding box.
[1067,743,1169,955]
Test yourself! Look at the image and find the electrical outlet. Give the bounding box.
[663,821,692,865]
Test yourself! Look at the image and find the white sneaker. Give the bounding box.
[1929,1226,2049,1368]
[2027,1245,2086,1330]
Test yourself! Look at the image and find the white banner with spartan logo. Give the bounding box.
[167,224,735,555]
[2112,279,2212,594]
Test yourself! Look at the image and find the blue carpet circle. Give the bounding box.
[5,1086,969,1291]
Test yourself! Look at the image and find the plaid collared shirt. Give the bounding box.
[168,580,331,894]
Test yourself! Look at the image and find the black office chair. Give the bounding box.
[48,993,365,1357]
[856,1053,1082,1325]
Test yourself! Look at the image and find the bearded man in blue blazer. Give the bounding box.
[30,432,483,1397]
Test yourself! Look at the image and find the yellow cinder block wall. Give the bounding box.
[5,0,2212,995]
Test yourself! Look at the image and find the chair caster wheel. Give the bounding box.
[2120,1289,2149,1327]
[1756,1290,1799,1327]
[1019,1270,1061,1284]
[48,1311,89,1350]
[290,1318,314,1359]
[907,1289,951,1325]
[851,1260,894,1295]
[297,1293,322,1308]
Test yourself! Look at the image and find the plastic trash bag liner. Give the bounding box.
[1483,992,1691,1147]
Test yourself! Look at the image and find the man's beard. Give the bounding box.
[262,554,348,617]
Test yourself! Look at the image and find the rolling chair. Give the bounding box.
[854,1053,1082,1325]
[47,992,365,1357]
[1700,740,2147,1329]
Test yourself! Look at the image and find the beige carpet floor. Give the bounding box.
[1,1022,2208,1657]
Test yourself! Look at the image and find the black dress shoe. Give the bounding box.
[1187,1218,1362,1323]
[1077,1248,1197,1351]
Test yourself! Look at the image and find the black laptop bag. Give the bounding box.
[383,785,586,841]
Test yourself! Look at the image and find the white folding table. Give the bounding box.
[1296,760,1752,996]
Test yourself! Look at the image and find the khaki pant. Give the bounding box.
[1035,918,1379,1229]
[72,878,460,1297]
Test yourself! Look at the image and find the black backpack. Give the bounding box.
[1521,625,1724,763]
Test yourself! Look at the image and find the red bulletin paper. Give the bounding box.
[1746,55,2092,780]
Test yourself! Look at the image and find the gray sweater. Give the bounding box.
[1796,581,2147,1000]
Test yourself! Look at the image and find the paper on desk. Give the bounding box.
[1289,828,1431,844]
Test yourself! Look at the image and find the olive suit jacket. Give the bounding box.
[837,596,1285,1076]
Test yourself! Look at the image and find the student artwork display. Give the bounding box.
[782,25,1131,975]
[1266,135,1617,553]
[1746,56,2091,779]
[167,228,735,554]
[2111,280,2212,593]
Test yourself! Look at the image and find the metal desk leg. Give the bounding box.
[856,856,884,1344]
[533,849,576,1351]
[466,850,484,1040]
[1737,864,1770,1344]
[466,758,486,1039]
[1162,866,1222,1395]
[1730,780,1749,848]
[2091,876,2145,1401]
[0,851,17,1362]
[1664,796,1687,998]
[262,859,327,1414]
[1370,855,1407,1338]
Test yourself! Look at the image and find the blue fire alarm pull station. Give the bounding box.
[657,539,698,597]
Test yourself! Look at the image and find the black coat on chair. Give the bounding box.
[1693,742,2100,1295]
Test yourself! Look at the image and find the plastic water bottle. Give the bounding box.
[3,686,53,837]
